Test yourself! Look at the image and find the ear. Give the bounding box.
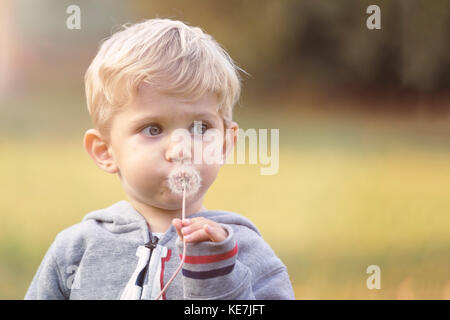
[83,128,119,174]
[222,121,239,166]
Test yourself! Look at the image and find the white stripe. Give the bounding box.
[120,246,150,300]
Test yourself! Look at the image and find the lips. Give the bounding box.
[167,165,202,196]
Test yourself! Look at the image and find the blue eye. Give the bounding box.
[142,125,162,136]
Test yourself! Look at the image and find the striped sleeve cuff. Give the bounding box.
[177,224,237,279]
[176,224,249,298]
[180,242,238,279]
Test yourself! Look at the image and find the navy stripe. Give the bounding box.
[135,267,147,287]
[182,264,235,279]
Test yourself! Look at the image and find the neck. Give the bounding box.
[127,196,208,233]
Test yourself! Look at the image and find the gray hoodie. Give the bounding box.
[24,200,295,300]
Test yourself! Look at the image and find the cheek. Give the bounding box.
[198,163,221,191]
[117,141,164,185]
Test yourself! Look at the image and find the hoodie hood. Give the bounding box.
[82,200,147,227]
[82,200,261,239]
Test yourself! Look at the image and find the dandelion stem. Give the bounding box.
[155,180,187,300]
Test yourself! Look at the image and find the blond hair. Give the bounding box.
[85,18,243,139]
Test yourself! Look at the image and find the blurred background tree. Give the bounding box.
[2,0,450,119]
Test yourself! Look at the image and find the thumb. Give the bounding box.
[172,218,183,239]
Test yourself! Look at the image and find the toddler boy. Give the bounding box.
[25,18,294,300]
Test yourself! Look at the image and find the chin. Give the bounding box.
[167,191,204,209]
[131,183,204,210]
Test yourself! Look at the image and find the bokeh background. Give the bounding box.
[1,0,450,299]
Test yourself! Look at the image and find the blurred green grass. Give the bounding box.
[1,111,450,299]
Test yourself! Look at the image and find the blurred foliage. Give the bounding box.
[4,0,450,115]
[130,0,450,95]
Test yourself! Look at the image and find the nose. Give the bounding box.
[165,131,192,164]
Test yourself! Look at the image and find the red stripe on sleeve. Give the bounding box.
[181,243,238,264]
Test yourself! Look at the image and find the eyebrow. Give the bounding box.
[130,112,221,125]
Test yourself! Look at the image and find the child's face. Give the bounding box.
[104,83,236,210]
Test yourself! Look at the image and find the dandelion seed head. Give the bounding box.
[167,165,202,196]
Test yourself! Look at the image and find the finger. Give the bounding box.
[181,218,193,226]
[204,224,227,242]
[183,217,209,232]
[184,229,210,243]
[182,218,225,239]
[180,217,206,236]
[173,218,183,230]
[172,218,184,239]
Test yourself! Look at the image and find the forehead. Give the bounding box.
[127,83,221,119]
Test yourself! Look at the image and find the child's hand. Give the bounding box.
[172,217,228,243]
